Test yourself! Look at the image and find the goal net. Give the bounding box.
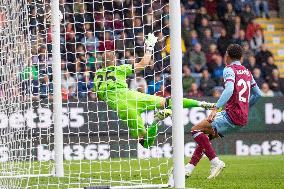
[0,0,176,188]
[0,0,50,187]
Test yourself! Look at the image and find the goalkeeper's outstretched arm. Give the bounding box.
[134,33,157,72]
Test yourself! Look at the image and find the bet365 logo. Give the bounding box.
[236,140,284,155]
[265,103,284,124]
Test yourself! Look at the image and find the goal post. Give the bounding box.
[50,0,64,177]
[169,0,185,188]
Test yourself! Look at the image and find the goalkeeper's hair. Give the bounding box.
[102,51,116,67]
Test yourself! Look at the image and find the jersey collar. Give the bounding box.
[231,60,241,65]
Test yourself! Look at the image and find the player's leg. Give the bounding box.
[189,111,241,179]
[184,118,225,179]
[126,89,215,111]
[185,133,219,177]
[121,107,163,149]
[163,98,216,110]
[190,119,219,162]
[138,114,162,148]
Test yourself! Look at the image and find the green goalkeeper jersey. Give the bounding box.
[93,64,134,96]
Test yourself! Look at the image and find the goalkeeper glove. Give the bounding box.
[145,33,158,52]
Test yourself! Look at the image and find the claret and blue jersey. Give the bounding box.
[212,61,262,135]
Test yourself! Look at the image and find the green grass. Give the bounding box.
[186,155,284,189]
[2,155,284,188]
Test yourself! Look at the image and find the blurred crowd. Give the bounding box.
[24,0,284,101]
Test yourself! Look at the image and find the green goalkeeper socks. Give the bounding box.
[142,121,158,148]
[167,98,200,109]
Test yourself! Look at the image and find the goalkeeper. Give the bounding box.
[93,33,215,148]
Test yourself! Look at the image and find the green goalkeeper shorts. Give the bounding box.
[99,89,164,138]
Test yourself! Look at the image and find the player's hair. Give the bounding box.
[227,44,243,60]
[102,51,116,67]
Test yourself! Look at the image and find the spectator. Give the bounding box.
[65,23,76,62]
[113,13,123,31]
[197,17,211,39]
[89,52,102,71]
[268,69,284,96]
[216,0,227,21]
[254,0,270,18]
[250,28,265,53]
[188,30,199,50]
[134,32,145,57]
[154,32,168,70]
[77,71,94,98]
[165,36,187,55]
[231,0,254,14]
[62,70,77,100]
[156,85,171,98]
[253,68,265,87]
[98,31,114,51]
[147,73,163,95]
[39,74,53,99]
[223,2,236,37]
[81,30,99,53]
[65,23,75,41]
[217,28,233,56]
[206,44,219,72]
[143,63,155,83]
[74,5,90,35]
[129,73,148,94]
[184,0,199,11]
[233,16,245,39]
[204,0,217,19]
[200,69,216,96]
[255,44,273,68]
[241,4,255,29]
[211,55,225,85]
[261,82,274,97]
[74,0,84,14]
[162,16,170,36]
[182,17,192,49]
[245,55,258,72]
[182,65,196,97]
[263,56,278,80]
[188,83,204,97]
[180,4,188,23]
[134,18,143,35]
[27,0,282,100]
[212,88,221,98]
[235,29,248,46]
[200,28,216,53]
[22,62,39,98]
[190,43,206,73]
[194,6,210,30]
[115,32,134,58]
[242,41,254,65]
[246,19,262,41]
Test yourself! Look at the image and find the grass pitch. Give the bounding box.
[186,155,284,189]
[4,155,284,189]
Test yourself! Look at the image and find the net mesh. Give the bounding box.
[0,0,172,188]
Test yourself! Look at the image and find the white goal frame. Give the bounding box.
[50,0,185,187]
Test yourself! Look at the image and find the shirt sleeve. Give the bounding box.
[249,85,262,107]
[215,67,235,109]
[251,75,257,88]
[216,82,234,109]
[118,64,134,76]
[223,66,235,84]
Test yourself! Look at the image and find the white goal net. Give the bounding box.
[0,0,175,188]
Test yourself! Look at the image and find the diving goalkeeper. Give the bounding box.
[93,33,215,148]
